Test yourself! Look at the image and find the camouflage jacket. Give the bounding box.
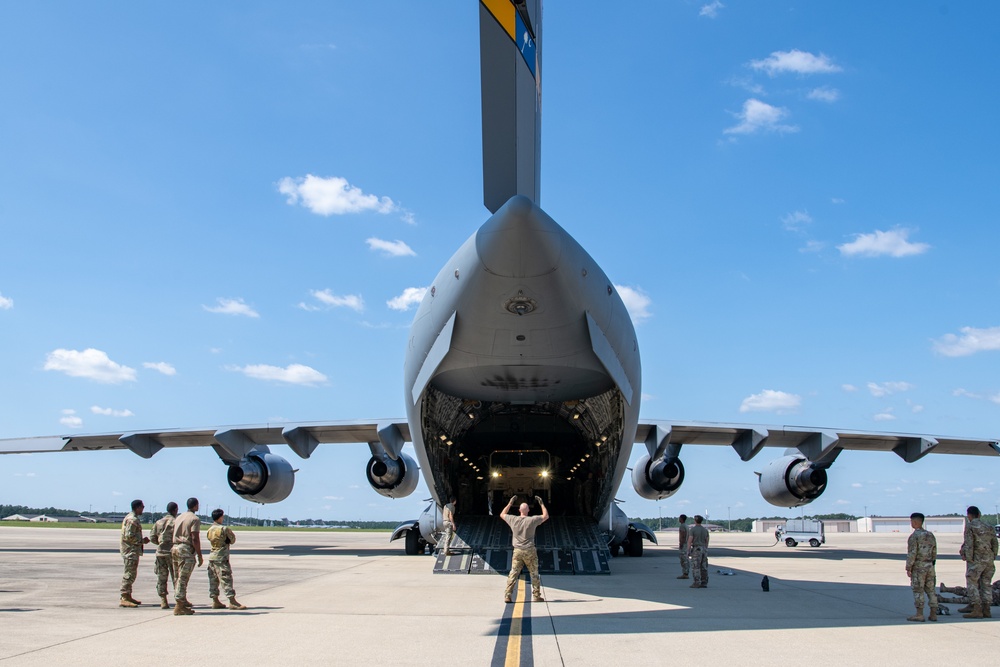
[906,528,936,569]
[149,514,175,556]
[962,519,999,564]
[120,512,144,557]
[206,523,236,562]
[678,523,689,550]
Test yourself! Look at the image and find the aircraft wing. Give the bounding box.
[635,420,1000,464]
[0,420,412,462]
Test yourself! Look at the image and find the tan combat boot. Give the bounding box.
[125,594,141,606]
[173,602,194,616]
[159,596,170,610]
[119,596,138,608]
[211,596,226,609]
[906,605,925,622]
[928,607,937,622]
[958,603,973,613]
[228,597,247,610]
[963,603,984,619]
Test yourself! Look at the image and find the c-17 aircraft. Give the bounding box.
[2,1,998,573]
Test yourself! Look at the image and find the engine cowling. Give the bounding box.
[366,452,419,498]
[227,451,295,504]
[631,454,684,500]
[758,455,828,508]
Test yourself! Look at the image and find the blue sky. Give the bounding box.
[2,2,999,523]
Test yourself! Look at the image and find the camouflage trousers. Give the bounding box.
[909,564,937,609]
[678,549,689,577]
[120,552,140,597]
[171,543,196,602]
[208,558,236,599]
[505,547,541,599]
[690,547,708,586]
[154,553,177,598]
[439,521,455,554]
[965,560,996,607]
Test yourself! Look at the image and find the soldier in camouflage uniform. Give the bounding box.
[687,515,710,588]
[501,495,549,604]
[676,514,690,580]
[171,497,204,616]
[960,505,999,619]
[938,580,1000,607]
[149,501,178,609]
[206,509,246,610]
[119,499,150,607]
[905,512,937,622]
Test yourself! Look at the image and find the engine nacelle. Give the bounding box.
[366,452,419,498]
[631,454,685,500]
[758,455,828,508]
[227,451,295,504]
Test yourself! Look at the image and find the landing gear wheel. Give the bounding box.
[404,529,422,555]
[785,538,797,547]
[609,543,620,557]
[809,539,820,548]
[626,535,644,557]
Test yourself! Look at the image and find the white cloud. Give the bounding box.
[911,404,924,413]
[90,406,134,417]
[739,389,801,413]
[837,228,930,258]
[851,483,863,488]
[203,297,260,318]
[873,409,896,421]
[807,86,840,102]
[724,99,798,135]
[991,394,1000,406]
[831,197,845,204]
[302,289,364,312]
[867,381,913,397]
[387,287,427,311]
[228,363,328,386]
[143,361,177,376]
[927,480,941,485]
[953,388,981,399]
[44,348,137,383]
[782,210,812,231]
[841,384,858,392]
[322,496,344,501]
[699,1,724,18]
[615,285,652,324]
[835,499,850,505]
[278,174,397,216]
[972,487,988,493]
[933,326,1000,357]
[799,240,825,253]
[60,409,82,428]
[0,291,12,309]
[885,486,903,493]
[750,49,842,76]
[366,238,416,257]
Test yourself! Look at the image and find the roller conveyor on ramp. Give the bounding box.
[433,516,610,574]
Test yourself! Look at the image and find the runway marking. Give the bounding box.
[491,577,534,667]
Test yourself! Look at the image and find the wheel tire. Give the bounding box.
[785,538,797,547]
[609,543,620,557]
[404,528,421,555]
[627,535,644,557]
[809,539,820,548]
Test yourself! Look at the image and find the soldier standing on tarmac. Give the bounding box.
[149,501,178,609]
[171,497,203,616]
[676,514,690,580]
[905,512,937,622]
[960,505,999,619]
[119,499,150,608]
[206,509,247,610]
[687,515,710,589]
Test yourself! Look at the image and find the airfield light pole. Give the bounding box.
[728,506,731,532]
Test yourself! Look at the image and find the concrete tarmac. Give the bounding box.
[1,527,998,666]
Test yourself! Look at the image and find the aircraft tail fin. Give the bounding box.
[479,0,541,213]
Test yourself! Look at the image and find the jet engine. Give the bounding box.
[227,451,295,504]
[366,452,419,498]
[758,455,828,508]
[631,453,684,500]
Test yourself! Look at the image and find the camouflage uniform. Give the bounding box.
[939,580,1000,606]
[962,518,999,610]
[906,527,937,615]
[149,513,176,599]
[439,502,456,555]
[677,522,690,578]
[688,524,710,587]
[119,512,144,598]
[206,522,238,599]
[503,513,546,601]
[171,511,201,604]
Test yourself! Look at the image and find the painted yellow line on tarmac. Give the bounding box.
[504,578,526,667]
